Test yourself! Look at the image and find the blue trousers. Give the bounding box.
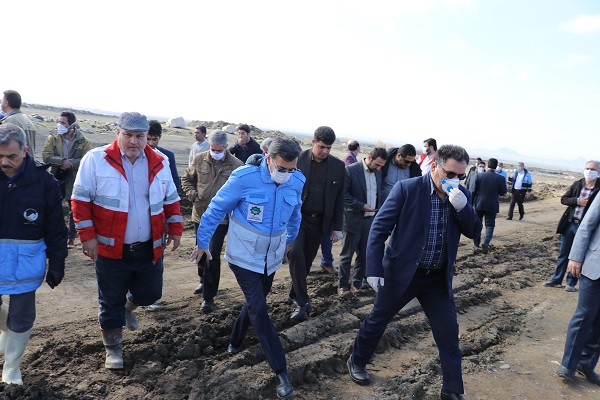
[549,222,579,287]
[320,231,334,267]
[95,247,163,330]
[229,263,286,374]
[473,210,496,247]
[352,268,464,394]
[561,274,600,370]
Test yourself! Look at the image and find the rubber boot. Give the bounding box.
[124,299,139,331]
[0,303,8,356]
[101,328,123,369]
[2,329,32,385]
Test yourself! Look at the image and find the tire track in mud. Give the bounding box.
[2,238,557,399]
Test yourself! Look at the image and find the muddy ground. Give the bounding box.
[1,108,598,399]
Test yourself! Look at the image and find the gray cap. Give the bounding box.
[118,112,149,132]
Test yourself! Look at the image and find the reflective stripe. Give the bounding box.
[166,215,183,223]
[95,195,120,208]
[153,238,163,249]
[165,191,179,202]
[230,215,285,237]
[75,220,94,229]
[97,234,115,246]
[150,202,163,213]
[0,275,44,287]
[0,238,44,245]
[72,187,94,200]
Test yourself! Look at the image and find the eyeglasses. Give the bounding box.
[402,158,413,164]
[440,165,465,180]
[273,159,298,173]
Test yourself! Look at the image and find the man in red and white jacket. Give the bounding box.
[418,138,437,175]
[71,112,183,369]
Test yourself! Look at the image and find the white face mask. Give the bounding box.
[516,166,523,172]
[423,146,429,155]
[270,168,291,184]
[441,178,460,193]
[584,169,599,181]
[210,151,225,161]
[57,123,69,135]
[478,167,485,173]
[496,167,502,172]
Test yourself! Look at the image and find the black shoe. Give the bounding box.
[577,363,600,385]
[519,215,524,220]
[556,365,576,381]
[481,243,489,254]
[347,356,370,385]
[287,296,298,306]
[440,390,465,400]
[201,298,214,313]
[193,282,203,295]
[227,343,243,354]
[275,371,293,398]
[543,280,562,288]
[290,302,311,321]
[506,216,512,220]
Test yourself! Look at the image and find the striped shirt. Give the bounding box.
[418,176,450,269]
[574,186,594,220]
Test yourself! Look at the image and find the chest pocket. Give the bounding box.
[244,194,268,223]
[279,195,299,224]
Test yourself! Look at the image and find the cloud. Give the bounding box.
[442,0,472,7]
[559,14,600,34]
[557,53,596,69]
[490,66,507,77]
[518,71,530,80]
[450,37,467,48]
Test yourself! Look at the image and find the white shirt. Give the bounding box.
[121,151,151,244]
[514,170,525,190]
[362,159,377,217]
[189,141,210,165]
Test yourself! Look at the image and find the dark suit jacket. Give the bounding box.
[473,169,507,213]
[157,146,180,191]
[344,161,383,233]
[297,149,345,232]
[366,174,482,298]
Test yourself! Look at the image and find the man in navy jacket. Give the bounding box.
[347,144,481,400]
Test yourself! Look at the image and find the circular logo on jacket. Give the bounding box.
[23,208,39,222]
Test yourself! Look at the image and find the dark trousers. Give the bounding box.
[67,202,76,240]
[549,222,579,287]
[95,245,163,330]
[229,263,286,374]
[473,210,496,247]
[352,268,464,394]
[194,222,228,300]
[320,230,334,267]
[561,274,600,370]
[0,291,36,332]
[338,216,373,289]
[288,215,323,305]
[507,190,527,218]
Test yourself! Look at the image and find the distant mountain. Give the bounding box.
[468,147,583,172]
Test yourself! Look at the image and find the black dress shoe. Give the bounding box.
[440,390,465,400]
[193,282,203,295]
[201,298,214,313]
[290,302,311,321]
[556,365,575,380]
[577,363,600,385]
[506,216,512,220]
[519,215,524,220]
[347,356,370,385]
[227,343,243,354]
[481,243,489,254]
[275,371,293,398]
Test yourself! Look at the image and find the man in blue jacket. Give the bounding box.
[191,136,304,399]
[0,124,67,385]
[506,161,533,220]
[347,144,481,400]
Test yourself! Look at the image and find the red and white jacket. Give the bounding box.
[71,140,183,263]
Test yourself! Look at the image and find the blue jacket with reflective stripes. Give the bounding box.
[0,154,67,294]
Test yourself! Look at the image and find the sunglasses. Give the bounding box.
[440,165,466,180]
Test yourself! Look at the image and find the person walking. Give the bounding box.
[506,162,533,220]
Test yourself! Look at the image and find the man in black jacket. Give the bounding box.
[380,144,421,202]
[544,160,600,292]
[229,124,262,163]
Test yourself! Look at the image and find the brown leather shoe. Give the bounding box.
[321,264,338,275]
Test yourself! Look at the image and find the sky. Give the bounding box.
[2,0,599,164]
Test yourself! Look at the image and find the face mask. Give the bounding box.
[57,124,69,135]
[270,168,291,184]
[210,151,225,161]
[584,169,599,181]
[496,167,502,172]
[423,146,430,155]
[478,167,485,173]
[516,166,523,172]
[440,178,460,193]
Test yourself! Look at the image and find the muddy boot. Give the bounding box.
[0,303,8,356]
[124,299,139,331]
[101,328,123,369]
[2,329,32,385]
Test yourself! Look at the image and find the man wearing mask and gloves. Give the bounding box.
[181,130,243,310]
[418,138,437,175]
[347,144,481,400]
[544,161,600,292]
[42,111,92,248]
[191,136,304,399]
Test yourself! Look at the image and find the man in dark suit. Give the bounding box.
[346,145,481,400]
[338,147,388,295]
[288,126,345,321]
[147,120,180,191]
[472,157,507,254]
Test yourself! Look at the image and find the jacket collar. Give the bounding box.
[103,140,165,178]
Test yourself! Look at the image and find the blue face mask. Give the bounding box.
[516,166,523,172]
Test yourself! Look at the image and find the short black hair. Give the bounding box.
[269,136,302,162]
[195,125,207,134]
[433,144,469,165]
[398,144,416,157]
[237,124,250,134]
[487,158,498,170]
[60,111,76,126]
[3,90,21,109]
[424,138,437,151]
[370,147,388,161]
[314,126,336,145]
[347,140,360,151]
[148,120,162,137]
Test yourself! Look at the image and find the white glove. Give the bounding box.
[366,276,384,293]
[448,187,467,212]
[189,246,212,263]
[330,230,343,243]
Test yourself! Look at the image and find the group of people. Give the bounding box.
[1,88,599,398]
